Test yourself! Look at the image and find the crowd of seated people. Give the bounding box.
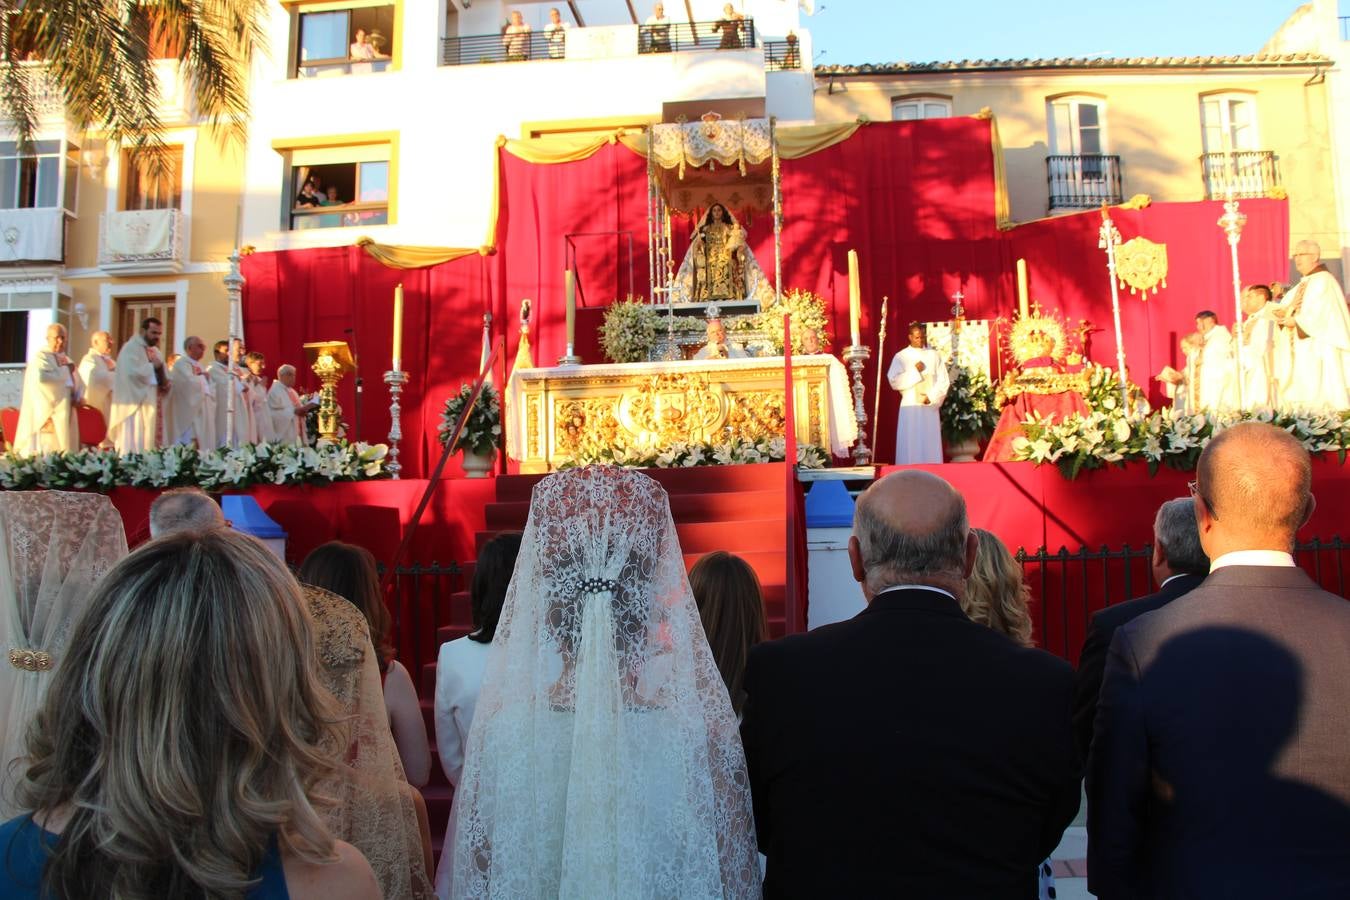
[1,420,1347,898]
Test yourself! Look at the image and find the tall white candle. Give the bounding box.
[565,269,576,351]
[1016,258,1030,319]
[847,249,861,347]
[392,283,404,371]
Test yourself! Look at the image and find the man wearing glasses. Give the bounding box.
[1272,240,1350,410]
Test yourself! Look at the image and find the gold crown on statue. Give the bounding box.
[1008,305,1068,365]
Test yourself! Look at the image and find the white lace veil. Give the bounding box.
[669,206,777,310]
[448,466,760,899]
[0,491,128,818]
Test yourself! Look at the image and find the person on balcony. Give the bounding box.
[543,7,568,59]
[502,10,531,61]
[349,28,388,75]
[713,3,744,49]
[643,2,672,53]
[1273,240,1350,411]
[13,323,83,455]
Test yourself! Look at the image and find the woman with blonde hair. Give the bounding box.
[0,529,380,900]
[963,527,1034,648]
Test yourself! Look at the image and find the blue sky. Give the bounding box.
[805,1,1309,67]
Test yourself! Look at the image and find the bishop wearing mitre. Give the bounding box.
[267,364,312,446]
[13,323,84,454]
[76,330,116,431]
[166,336,217,448]
[108,317,168,453]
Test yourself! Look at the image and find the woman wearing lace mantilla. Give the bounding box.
[447,466,760,899]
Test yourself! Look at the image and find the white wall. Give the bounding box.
[239,0,814,252]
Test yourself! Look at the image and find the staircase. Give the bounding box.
[414,463,792,853]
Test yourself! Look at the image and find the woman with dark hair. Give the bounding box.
[300,541,430,788]
[433,531,522,897]
[688,550,767,718]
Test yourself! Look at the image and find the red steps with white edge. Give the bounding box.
[415,464,792,853]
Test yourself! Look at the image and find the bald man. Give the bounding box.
[1089,423,1350,898]
[1274,240,1350,410]
[741,470,1080,898]
[13,323,84,454]
[76,330,116,429]
[166,336,217,448]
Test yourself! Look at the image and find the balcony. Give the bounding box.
[98,208,185,274]
[1046,154,1123,210]
[441,18,758,66]
[1200,151,1280,200]
[764,38,803,72]
[0,208,67,265]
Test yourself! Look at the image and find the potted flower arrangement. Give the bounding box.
[755,288,830,355]
[438,382,502,478]
[600,295,660,363]
[940,366,999,462]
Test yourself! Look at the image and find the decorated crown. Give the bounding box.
[1007,305,1069,365]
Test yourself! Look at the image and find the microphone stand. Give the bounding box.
[345,327,361,442]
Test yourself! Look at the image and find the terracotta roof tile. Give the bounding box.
[815,52,1331,76]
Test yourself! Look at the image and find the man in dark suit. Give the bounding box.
[1089,422,1350,898]
[1072,497,1208,760]
[740,470,1081,899]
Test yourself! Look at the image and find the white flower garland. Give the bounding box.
[560,435,828,470]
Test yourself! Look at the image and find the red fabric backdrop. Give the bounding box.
[242,119,1290,474]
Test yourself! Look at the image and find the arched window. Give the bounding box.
[891,94,952,121]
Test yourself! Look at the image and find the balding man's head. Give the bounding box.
[1195,422,1313,556]
[149,488,225,539]
[849,470,977,599]
[1294,240,1322,276]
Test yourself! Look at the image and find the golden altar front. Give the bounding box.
[506,356,857,473]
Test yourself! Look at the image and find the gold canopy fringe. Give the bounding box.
[355,236,484,269]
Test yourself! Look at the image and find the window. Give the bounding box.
[0,140,80,211]
[295,2,395,78]
[1201,93,1258,155]
[1048,95,1109,183]
[0,290,61,365]
[892,96,952,121]
[285,142,391,230]
[122,147,184,210]
[0,310,26,364]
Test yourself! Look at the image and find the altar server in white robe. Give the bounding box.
[1274,240,1350,411]
[887,323,948,465]
[108,317,167,453]
[76,331,116,431]
[1237,285,1280,409]
[267,364,310,445]
[210,339,251,447]
[243,351,273,443]
[13,323,84,454]
[1192,311,1236,411]
[166,336,216,448]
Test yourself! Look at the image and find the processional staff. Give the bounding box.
[871,295,888,453]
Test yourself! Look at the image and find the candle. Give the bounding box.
[564,269,576,351]
[847,249,861,347]
[1016,258,1029,319]
[392,283,404,371]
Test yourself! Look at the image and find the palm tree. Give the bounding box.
[0,0,265,160]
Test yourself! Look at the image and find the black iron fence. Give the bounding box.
[1046,154,1123,210]
[441,19,757,66]
[764,38,802,71]
[1017,538,1350,663]
[1200,150,1280,200]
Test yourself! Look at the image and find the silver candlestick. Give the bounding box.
[842,344,872,466]
[383,369,408,480]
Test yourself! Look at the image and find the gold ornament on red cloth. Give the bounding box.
[1114,236,1169,297]
[1007,305,1068,366]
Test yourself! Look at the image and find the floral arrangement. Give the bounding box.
[438,382,502,455]
[940,366,1000,444]
[0,441,390,492]
[559,435,828,470]
[600,295,661,363]
[1011,406,1350,480]
[754,288,830,354]
[1081,363,1149,416]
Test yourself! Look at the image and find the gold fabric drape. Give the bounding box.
[356,236,483,269]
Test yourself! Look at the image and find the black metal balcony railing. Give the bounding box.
[1046,154,1123,210]
[1200,150,1280,200]
[441,18,756,66]
[764,38,802,71]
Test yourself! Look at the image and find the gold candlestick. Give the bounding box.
[304,341,356,442]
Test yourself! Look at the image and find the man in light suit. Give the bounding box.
[1089,422,1350,898]
[741,470,1080,899]
[1071,497,1208,761]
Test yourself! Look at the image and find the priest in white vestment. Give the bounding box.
[1274,241,1350,411]
[692,317,748,360]
[108,318,168,453]
[243,351,273,443]
[13,323,84,454]
[209,340,252,447]
[1237,286,1279,409]
[76,331,116,434]
[1192,311,1236,412]
[166,336,217,448]
[267,364,312,446]
[887,323,948,465]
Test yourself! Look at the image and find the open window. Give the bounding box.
[0,139,79,214]
[122,146,184,211]
[284,141,392,230]
[294,1,396,78]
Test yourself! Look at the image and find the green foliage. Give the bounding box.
[600,295,662,363]
[940,366,1000,444]
[439,383,502,456]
